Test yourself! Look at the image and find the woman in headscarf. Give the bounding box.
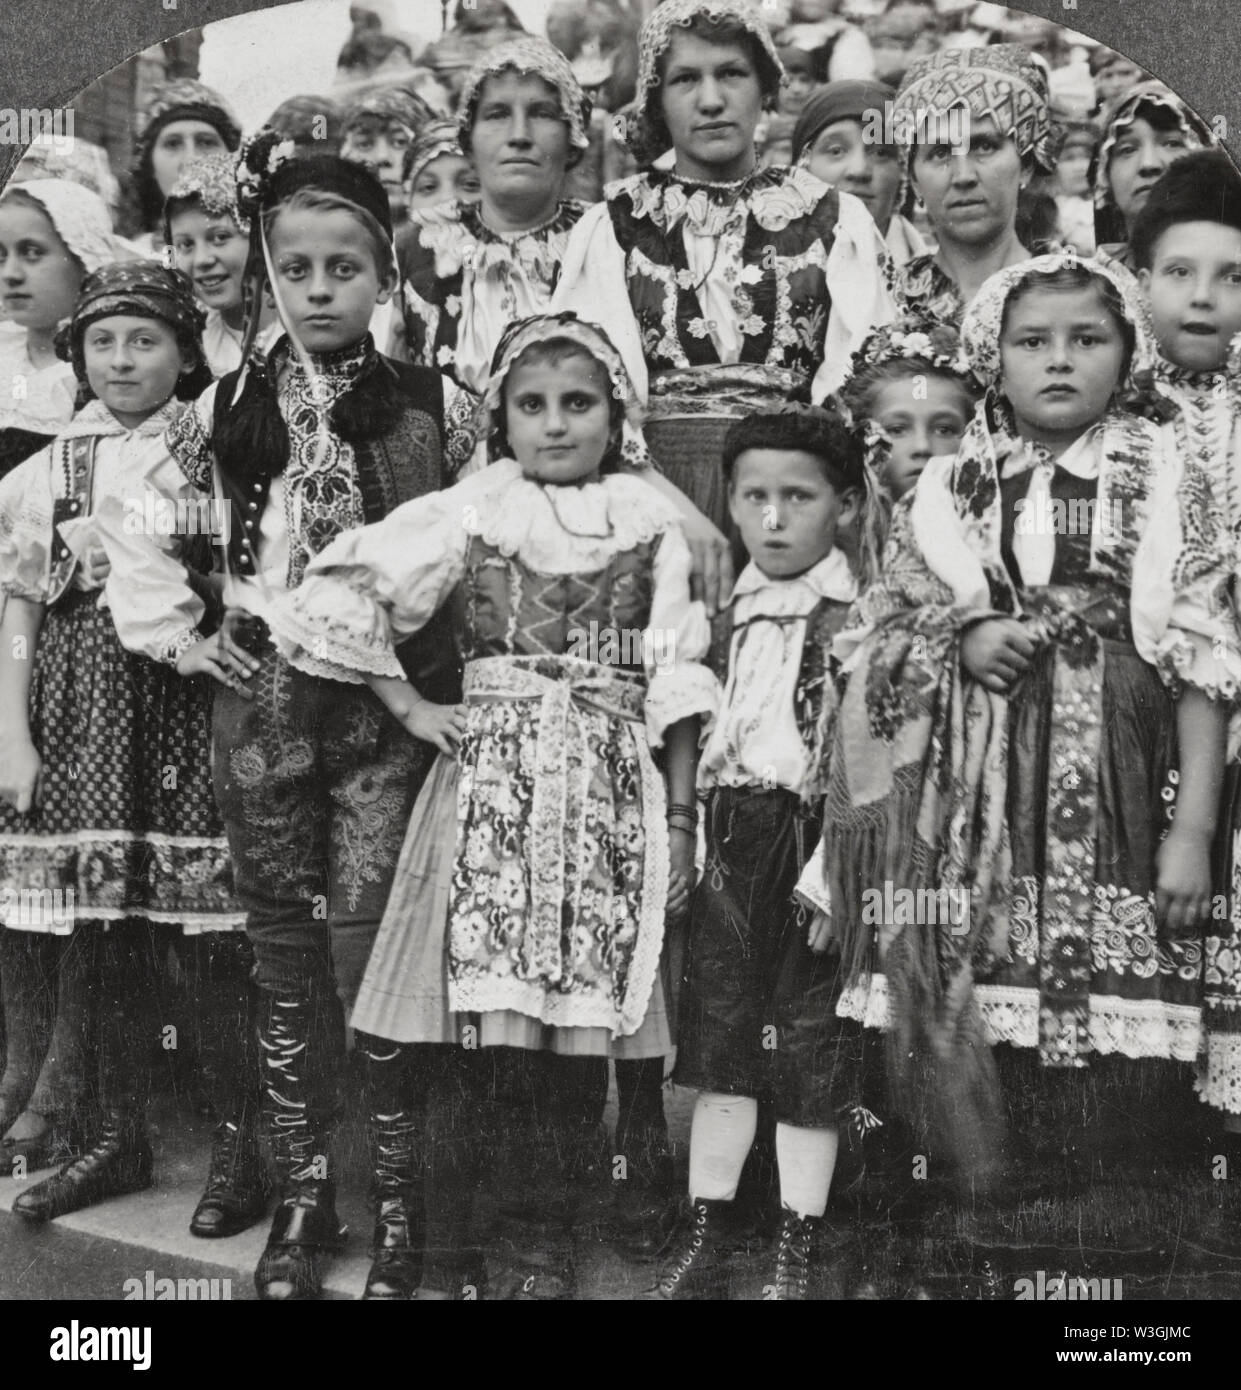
[554,0,892,544]
[126,80,243,255]
[889,44,1057,327]
[397,37,593,399]
[1092,81,1213,274]
[398,36,732,598]
[792,77,926,270]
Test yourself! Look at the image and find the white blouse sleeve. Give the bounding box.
[97,440,209,665]
[0,448,55,607]
[1132,424,1241,703]
[552,201,650,404]
[813,190,896,402]
[643,515,719,748]
[267,485,471,684]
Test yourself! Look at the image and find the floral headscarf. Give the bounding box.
[163,153,250,240]
[893,43,1056,174]
[457,36,592,153]
[478,311,647,470]
[622,0,784,163]
[1,178,121,275]
[960,251,1154,393]
[1092,82,1212,212]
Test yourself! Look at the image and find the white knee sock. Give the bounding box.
[776,1122,838,1219]
[687,1092,759,1202]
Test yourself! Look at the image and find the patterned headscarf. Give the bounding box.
[163,153,250,241]
[623,0,784,162]
[341,86,436,141]
[405,120,468,188]
[1092,82,1212,212]
[1,179,120,275]
[56,261,210,397]
[458,36,592,153]
[478,311,646,470]
[960,251,1154,392]
[135,79,242,158]
[893,43,1055,174]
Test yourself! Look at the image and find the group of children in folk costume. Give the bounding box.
[2,6,1241,1309]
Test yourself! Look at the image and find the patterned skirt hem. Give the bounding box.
[838,973,1205,1064]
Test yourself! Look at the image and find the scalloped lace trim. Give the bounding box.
[838,975,1204,1061]
[1196,1033,1241,1115]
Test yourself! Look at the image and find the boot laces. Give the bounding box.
[658,1201,709,1291]
[773,1214,813,1297]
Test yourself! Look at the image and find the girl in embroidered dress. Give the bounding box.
[1130,150,1241,1138]
[164,154,279,378]
[101,139,475,1302]
[0,180,124,480]
[267,312,718,1299]
[554,0,892,547]
[808,256,1222,1218]
[0,263,245,1229]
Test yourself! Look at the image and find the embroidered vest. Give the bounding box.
[706,594,850,756]
[46,436,95,606]
[457,536,659,667]
[210,358,448,580]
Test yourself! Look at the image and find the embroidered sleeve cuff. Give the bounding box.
[266,577,406,685]
[1157,630,1241,704]
[645,661,719,749]
[160,627,205,667]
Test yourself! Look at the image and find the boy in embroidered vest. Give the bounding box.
[101,135,474,1301]
[648,405,871,1300]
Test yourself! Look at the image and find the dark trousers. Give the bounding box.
[211,645,428,1008]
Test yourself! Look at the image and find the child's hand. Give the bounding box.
[1156,827,1215,936]
[666,825,696,923]
[0,735,40,813]
[401,698,468,758]
[807,909,832,954]
[960,618,1036,693]
[175,630,261,698]
[73,547,111,590]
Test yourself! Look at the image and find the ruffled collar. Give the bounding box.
[59,396,185,440]
[614,164,828,237]
[415,199,587,279]
[461,457,682,565]
[732,547,857,604]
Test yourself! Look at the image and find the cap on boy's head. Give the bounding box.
[721,402,865,492]
[1130,148,1241,270]
[237,130,396,244]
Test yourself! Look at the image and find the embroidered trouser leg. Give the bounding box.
[212,647,427,1007]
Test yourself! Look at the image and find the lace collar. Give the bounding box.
[615,164,827,237]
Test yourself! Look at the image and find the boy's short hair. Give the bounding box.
[722,406,864,493]
[1130,148,1241,270]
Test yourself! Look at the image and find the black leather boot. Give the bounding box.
[253,995,345,1301]
[360,1036,423,1301]
[190,1111,271,1238]
[643,1197,731,1299]
[766,1207,821,1300]
[11,1109,152,1222]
